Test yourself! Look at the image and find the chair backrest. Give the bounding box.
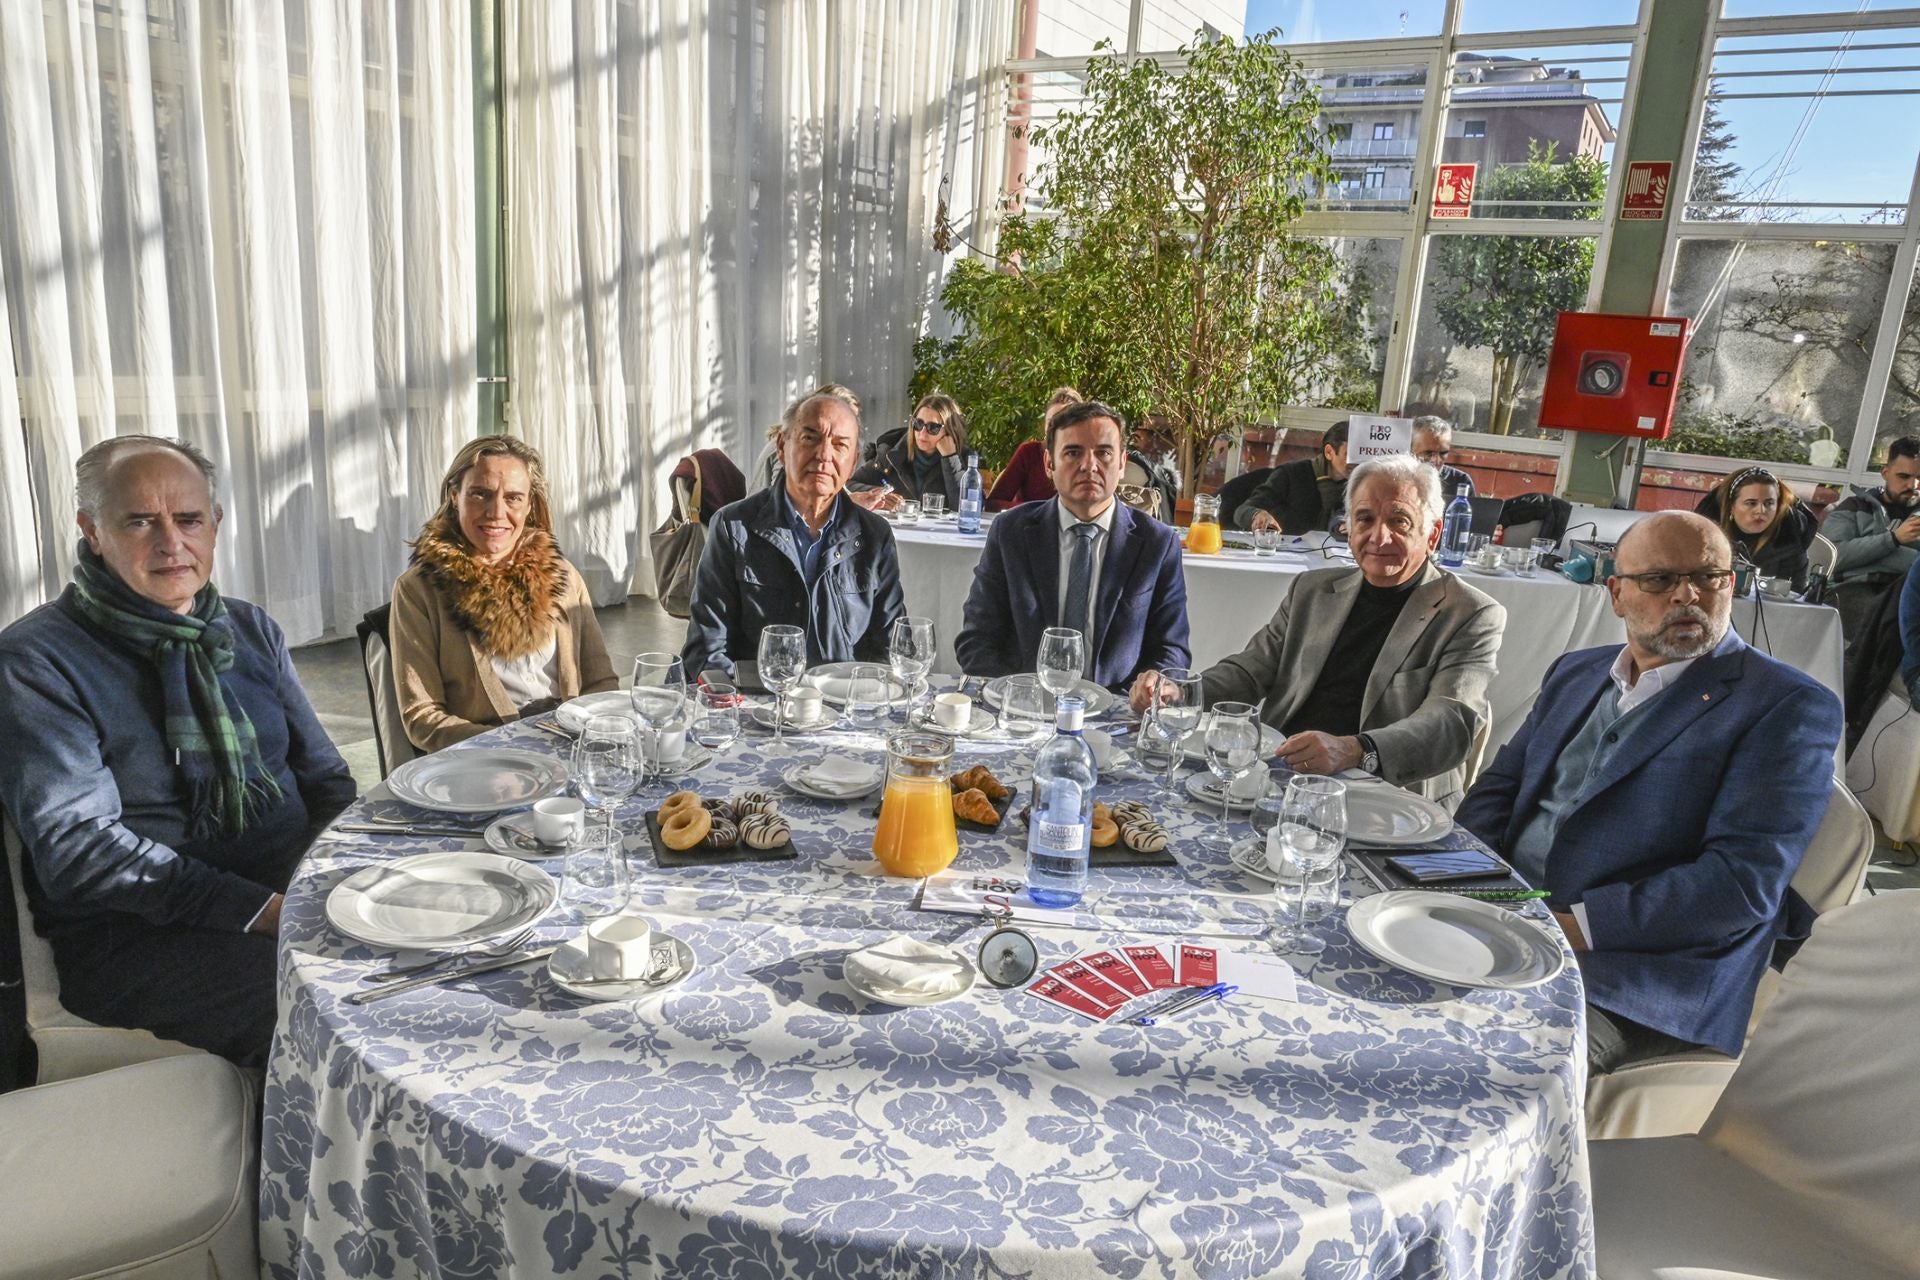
[356,605,417,779]
[1468,496,1503,538]
[1791,775,1874,915]
[3,813,197,1082]
[1808,531,1838,576]
[1700,893,1920,1271]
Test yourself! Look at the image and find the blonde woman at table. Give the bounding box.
[390,435,618,752]
[848,393,969,513]
[1133,453,1504,806]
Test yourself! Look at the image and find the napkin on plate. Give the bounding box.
[802,757,882,794]
[844,936,971,998]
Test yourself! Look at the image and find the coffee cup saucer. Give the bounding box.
[908,703,998,736]
[548,931,695,1003]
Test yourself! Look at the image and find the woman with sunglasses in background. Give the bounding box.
[849,393,968,512]
[1693,465,1818,591]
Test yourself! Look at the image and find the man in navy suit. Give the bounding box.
[955,400,1191,691]
[1457,511,1842,1073]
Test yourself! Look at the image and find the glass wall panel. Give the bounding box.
[1302,237,1402,412]
[1407,233,1599,437]
[1312,61,1430,213]
[1139,1,1253,52]
[1014,0,1129,60]
[1662,238,1896,466]
[1870,261,1920,455]
[1460,1,1643,32]
[1443,42,1627,220]
[1239,1,1445,45]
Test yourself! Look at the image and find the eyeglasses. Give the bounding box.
[1614,568,1735,594]
[910,418,945,436]
[1414,449,1450,464]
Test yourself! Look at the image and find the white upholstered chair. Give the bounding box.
[0,1056,259,1280]
[1592,892,1920,1280]
[1584,776,1874,1140]
[1844,674,1920,843]
[356,602,418,780]
[3,813,200,1083]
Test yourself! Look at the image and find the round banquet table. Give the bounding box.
[263,688,1596,1279]
[888,520,1845,758]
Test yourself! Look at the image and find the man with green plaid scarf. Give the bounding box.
[0,436,354,1066]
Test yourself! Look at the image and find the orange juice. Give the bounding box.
[873,775,959,876]
[1186,521,1222,554]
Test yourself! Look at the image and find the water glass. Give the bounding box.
[1531,538,1556,571]
[922,494,945,518]
[1144,667,1203,797]
[888,616,937,719]
[1249,780,1285,847]
[757,624,808,745]
[999,675,1050,741]
[844,663,893,734]
[1037,627,1086,704]
[1268,776,1348,957]
[560,824,631,920]
[897,499,921,525]
[631,652,688,773]
[1202,702,1261,851]
[1252,527,1281,556]
[691,683,742,756]
[1505,544,1535,576]
[570,716,640,914]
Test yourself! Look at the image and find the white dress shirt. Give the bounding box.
[1055,499,1117,627]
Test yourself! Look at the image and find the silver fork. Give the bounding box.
[367,925,538,983]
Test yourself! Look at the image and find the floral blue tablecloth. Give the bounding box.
[262,698,1594,1279]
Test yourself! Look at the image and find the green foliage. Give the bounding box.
[913,31,1353,489]
[1429,144,1608,434]
[1653,408,1814,466]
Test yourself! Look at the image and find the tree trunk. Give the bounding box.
[1179,434,1200,504]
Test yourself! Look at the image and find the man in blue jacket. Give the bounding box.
[0,436,355,1066]
[955,400,1191,692]
[682,386,906,681]
[1456,511,1841,1073]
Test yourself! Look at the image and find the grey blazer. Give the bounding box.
[1201,561,1506,806]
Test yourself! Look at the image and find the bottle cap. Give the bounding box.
[1054,695,1086,732]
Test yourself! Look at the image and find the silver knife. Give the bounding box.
[333,823,485,838]
[346,945,559,1004]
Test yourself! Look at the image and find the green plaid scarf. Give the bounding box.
[66,546,281,839]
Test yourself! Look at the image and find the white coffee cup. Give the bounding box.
[586,914,653,980]
[788,686,827,725]
[531,796,586,847]
[933,692,972,731]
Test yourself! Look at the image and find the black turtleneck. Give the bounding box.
[1282,574,1422,738]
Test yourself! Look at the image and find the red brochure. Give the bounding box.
[1027,974,1119,1021]
[1080,950,1151,997]
[1051,960,1133,1011]
[1121,944,1177,990]
[1175,944,1218,987]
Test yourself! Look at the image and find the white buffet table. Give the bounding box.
[889,521,1845,755]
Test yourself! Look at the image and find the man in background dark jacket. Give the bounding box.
[1234,421,1352,534]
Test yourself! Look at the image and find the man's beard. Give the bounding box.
[1633,604,1728,661]
[1888,486,1920,515]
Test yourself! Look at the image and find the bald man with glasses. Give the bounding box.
[1456,512,1842,1074]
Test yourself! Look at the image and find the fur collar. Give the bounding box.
[411,524,568,659]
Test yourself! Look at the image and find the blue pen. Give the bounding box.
[1132,982,1235,1027]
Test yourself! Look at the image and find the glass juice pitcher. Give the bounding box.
[872,731,959,877]
[1187,493,1223,554]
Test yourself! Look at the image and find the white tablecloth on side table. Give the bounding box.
[890,524,1846,755]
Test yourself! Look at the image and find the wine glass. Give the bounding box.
[888,616,937,721]
[1202,702,1261,851]
[1144,667,1204,798]
[1037,627,1085,707]
[569,716,640,913]
[757,624,808,746]
[1269,776,1348,957]
[631,652,688,777]
[691,682,742,759]
[844,663,892,736]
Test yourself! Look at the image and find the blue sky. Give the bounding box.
[1235,0,1920,211]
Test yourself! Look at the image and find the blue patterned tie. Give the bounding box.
[1063,522,1098,639]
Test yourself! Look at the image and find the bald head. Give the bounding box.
[1614,511,1732,574]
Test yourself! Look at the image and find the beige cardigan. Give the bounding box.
[390,559,618,752]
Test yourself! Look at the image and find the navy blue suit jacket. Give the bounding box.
[1455,634,1841,1056]
[954,499,1191,692]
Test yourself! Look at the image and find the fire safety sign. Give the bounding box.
[1621,161,1672,220]
[1430,164,1475,219]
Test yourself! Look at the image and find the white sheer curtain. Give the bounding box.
[504,0,1012,604]
[0,0,477,640]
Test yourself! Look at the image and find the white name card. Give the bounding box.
[1348,414,1414,463]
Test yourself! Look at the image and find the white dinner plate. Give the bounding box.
[554,691,639,735]
[1181,722,1283,762]
[981,675,1115,718]
[325,851,557,949]
[548,932,696,1003]
[844,953,978,1006]
[1346,891,1565,990]
[1185,770,1265,812]
[386,749,569,815]
[805,663,913,706]
[1344,784,1455,847]
[781,762,884,800]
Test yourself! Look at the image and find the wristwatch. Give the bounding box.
[1356,734,1381,775]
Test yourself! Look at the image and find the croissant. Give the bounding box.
[949,765,1010,800]
[953,787,1002,826]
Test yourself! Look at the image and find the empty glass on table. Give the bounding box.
[567,716,640,918]
[1139,667,1204,797]
[844,663,893,735]
[888,616,937,721]
[1268,775,1348,957]
[1202,701,1261,851]
[1037,627,1085,707]
[998,675,1050,742]
[631,652,689,776]
[757,624,808,746]
[691,682,742,758]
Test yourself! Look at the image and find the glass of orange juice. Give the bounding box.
[1186,493,1223,555]
[872,731,959,877]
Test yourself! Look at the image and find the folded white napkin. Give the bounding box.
[844,936,971,998]
[803,757,882,793]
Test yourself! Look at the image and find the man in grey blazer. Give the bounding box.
[1135,453,1505,805]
